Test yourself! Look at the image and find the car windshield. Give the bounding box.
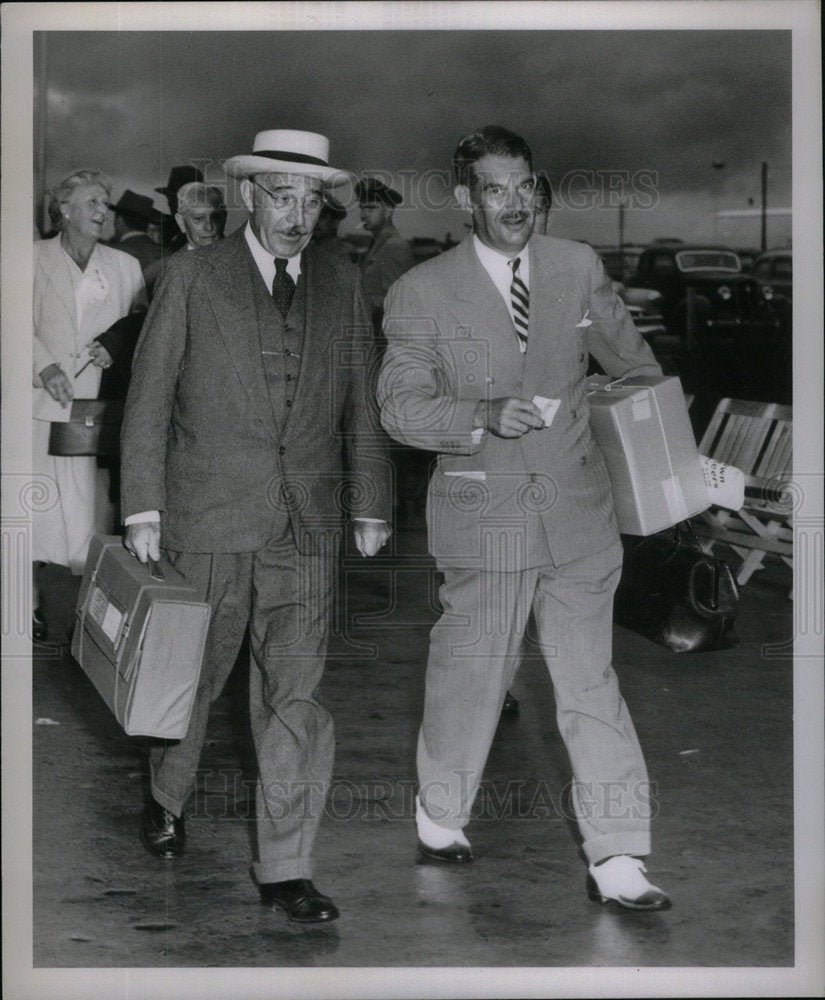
[676,251,741,273]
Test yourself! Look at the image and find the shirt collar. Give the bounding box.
[244,221,303,287]
[472,234,530,284]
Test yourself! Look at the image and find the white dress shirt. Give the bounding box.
[473,234,530,349]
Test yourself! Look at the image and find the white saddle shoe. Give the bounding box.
[587,855,671,911]
[415,795,473,862]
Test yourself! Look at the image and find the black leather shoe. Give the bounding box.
[140,799,185,859]
[259,879,339,923]
[417,838,473,863]
[501,691,519,716]
[33,609,48,643]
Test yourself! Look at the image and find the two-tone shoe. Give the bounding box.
[587,855,671,911]
[415,794,473,863]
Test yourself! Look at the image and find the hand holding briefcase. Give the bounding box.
[72,535,210,739]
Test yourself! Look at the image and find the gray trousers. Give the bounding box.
[417,539,652,864]
[149,533,336,883]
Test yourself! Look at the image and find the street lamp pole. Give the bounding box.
[760,161,768,252]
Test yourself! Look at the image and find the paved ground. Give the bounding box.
[24,525,801,985]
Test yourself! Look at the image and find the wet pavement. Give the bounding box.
[23,517,804,990]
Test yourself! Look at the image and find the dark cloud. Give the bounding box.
[38,28,791,241]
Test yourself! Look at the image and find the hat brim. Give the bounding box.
[222,155,351,188]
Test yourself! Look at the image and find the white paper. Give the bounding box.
[532,395,561,427]
[443,471,487,480]
[700,454,745,511]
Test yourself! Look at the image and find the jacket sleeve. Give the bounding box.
[339,272,394,521]
[582,245,663,378]
[119,258,188,520]
[377,274,484,456]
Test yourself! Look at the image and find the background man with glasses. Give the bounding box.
[121,130,391,924]
[378,125,671,911]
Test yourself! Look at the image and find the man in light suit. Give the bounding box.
[378,125,670,910]
[121,129,392,923]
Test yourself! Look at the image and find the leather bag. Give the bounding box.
[613,520,739,653]
[48,398,124,457]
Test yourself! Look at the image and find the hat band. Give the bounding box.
[254,149,329,167]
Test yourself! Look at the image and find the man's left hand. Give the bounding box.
[354,520,391,557]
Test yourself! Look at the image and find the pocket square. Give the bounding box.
[575,310,592,328]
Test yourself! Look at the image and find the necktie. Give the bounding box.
[272,257,295,318]
[509,256,529,351]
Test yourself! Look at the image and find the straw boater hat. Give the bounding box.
[222,129,351,188]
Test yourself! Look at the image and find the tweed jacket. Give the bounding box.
[377,233,662,570]
[120,228,391,554]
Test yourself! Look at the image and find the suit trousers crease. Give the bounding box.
[149,535,336,883]
[417,539,651,864]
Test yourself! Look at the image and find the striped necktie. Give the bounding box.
[509,256,529,351]
[272,257,295,318]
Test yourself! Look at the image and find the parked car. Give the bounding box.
[752,249,792,302]
[734,247,762,273]
[598,245,646,284]
[626,245,782,346]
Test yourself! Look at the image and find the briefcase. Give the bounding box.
[72,535,210,739]
[48,398,124,457]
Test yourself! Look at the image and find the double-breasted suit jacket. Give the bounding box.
[378,233,661,571]
[120,228,391,551]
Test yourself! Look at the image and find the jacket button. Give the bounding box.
[285,373,294,382]
[286,399,292,407]
[279,446,286,455]
[579,353,585,363]
[580,454,587,465]
[572,409,577,420]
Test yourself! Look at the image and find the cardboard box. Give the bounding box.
[587,374,709,535]
[72,535,210,739]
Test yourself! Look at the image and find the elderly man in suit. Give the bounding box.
[378,125,670,911]
[121,129,392,923]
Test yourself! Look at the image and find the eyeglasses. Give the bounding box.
[250,178,324,214]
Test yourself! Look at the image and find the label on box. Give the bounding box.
[88,585,124,645]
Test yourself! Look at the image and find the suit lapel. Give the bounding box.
[205,231,280,439]
[453,237,525,386]
[38,237,78,333]
[522,236,569,397]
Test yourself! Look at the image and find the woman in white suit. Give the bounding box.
[33,169,146,637]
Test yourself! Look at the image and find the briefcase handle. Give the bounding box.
[148,558,164,582]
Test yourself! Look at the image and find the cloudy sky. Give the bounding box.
[34,14,795,248]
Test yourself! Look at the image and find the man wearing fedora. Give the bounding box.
[356,177,414,325]
[111,190,163,277]
[120,129,392,923]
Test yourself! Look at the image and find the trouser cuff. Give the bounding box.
[583,832,651,866]
[253,859,314,885]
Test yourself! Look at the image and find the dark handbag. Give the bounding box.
[48,398,124,457]
[614,520,739,653]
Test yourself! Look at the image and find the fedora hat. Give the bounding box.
[113,189,156,221]
[223,129,351,188]
[156,165,204,197]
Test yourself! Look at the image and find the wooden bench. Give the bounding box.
[693,398,793,586]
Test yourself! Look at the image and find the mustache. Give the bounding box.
[281,225,309,237]
[501,211,529,223]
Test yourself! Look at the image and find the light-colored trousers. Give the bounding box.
[417,539,652,864]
